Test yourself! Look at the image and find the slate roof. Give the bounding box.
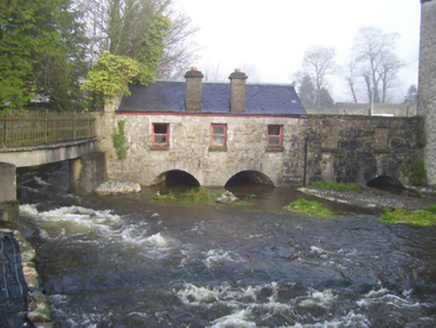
[118,80,307,115]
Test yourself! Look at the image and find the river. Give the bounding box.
[16,162,436,327]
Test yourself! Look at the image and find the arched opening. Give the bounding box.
[225,170,274,188]
[366,175,406,194]
[151,170,200,188]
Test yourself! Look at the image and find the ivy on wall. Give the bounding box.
[112,121,128,161]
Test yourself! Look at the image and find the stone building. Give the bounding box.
[98,68,308,187]
[418,0,436,186]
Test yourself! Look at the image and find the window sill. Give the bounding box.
[208,146,227,152]
[266,147,284,152]
[150,146,169,151]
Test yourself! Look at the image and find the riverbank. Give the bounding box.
[298,185,436,211]
[15,231,53,327]
[0,226,53,328]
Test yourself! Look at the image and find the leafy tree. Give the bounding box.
[298,75,316,106]
[76,0,195,78]
[353,27,402,104]
[0,0,86,111]
[302,45,336,107]
[82,1,173,110]
[403,84,417,105]
[84,51,146,110]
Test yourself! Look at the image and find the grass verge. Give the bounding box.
[151,187,250,206]
[379,207,436,226]
[282,198,336,217]
[311,182,362,192]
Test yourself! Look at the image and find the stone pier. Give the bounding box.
[0,162,18,224]
[69,152,107,195]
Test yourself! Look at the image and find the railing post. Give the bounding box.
[2,118,6,146]
[73,111,77,140]
[45,109,49,144]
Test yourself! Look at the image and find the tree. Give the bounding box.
[298,75,316,106]
[352,27,402,104]
[343,59,360,103]
[75,0,197,78]
[317,88,335,108]
[302,45,336,107]
[156,7,199,79]
[403,84,417,105]
[84,52,144,110]
[0,0,86,111]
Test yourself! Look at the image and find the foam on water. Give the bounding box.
[357,287,421,309]
[21,204,178,262]
[210,309,256,328]
[203,249,246,269]
[20,204,39,216]
[144,232,169,247]
[299,288,338,308]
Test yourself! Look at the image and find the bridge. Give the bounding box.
[0,110,105,224]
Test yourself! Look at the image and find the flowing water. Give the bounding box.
[17,163,436,327]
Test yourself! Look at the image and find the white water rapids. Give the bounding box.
[16,164,436,327]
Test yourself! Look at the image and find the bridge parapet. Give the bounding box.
[1,110,96,147]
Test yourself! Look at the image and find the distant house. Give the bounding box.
[101,68,308,187]
[334,102,416,117]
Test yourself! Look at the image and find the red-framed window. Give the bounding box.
[210,124,227,147]
[152,123,170,146]
[267,125,283,147]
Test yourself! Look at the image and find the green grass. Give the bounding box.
[311,182,362,191]
[151,188,254,206]
[151,187,224,204]
[427,203,436,214]
[282,198,336,217]
[150,191,177,201]
[379,208,436,226]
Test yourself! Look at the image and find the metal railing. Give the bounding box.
[0,110,96,147]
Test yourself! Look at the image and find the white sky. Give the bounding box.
[174,0,421,103]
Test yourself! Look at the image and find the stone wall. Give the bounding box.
[305,115,425,186]
[96,110,424,188]
[99,112,307,187]
[418,0,436,186]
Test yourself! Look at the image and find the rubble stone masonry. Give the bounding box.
[418,0,436,185]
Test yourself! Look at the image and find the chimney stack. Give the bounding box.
[185,67,204,112]
[229,68,248,113]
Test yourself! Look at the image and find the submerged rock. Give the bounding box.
[95,180,141,195]
[216,190,239,204]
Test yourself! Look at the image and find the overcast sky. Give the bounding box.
[174,0,421,103]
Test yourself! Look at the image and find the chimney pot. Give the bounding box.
[235,68,241,73]
[191,67,197,71]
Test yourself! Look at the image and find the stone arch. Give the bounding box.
[366,175,406,194]
[225,170,275,187]
[150,169,200,187]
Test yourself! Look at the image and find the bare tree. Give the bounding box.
[302,45,336,107]
[157,7,200,79]
[353,27,402,103]
[344,59,360,103]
